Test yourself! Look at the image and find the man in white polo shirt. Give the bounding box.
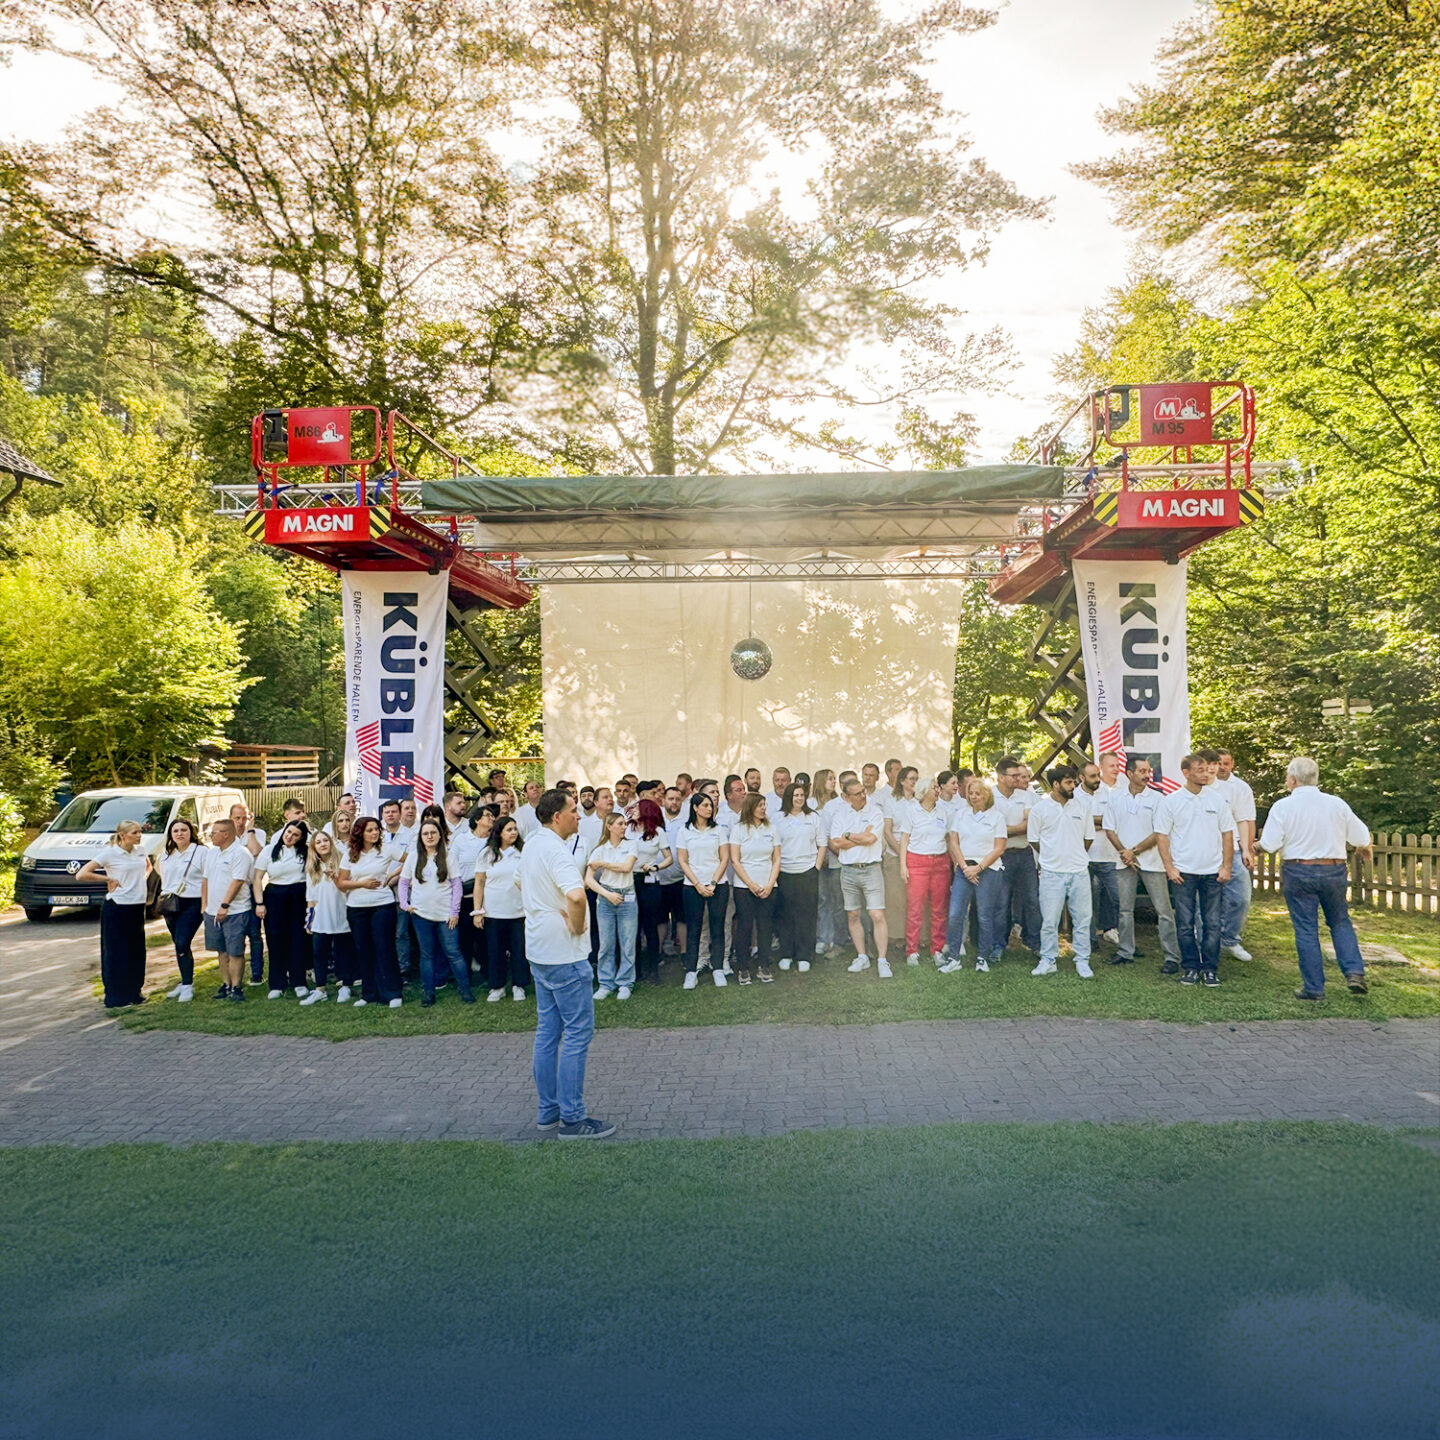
[1155,753,1235,987]
[1081,755,1122,951]
[1212,749,1258,962]
[521,789,614,1140]
[200,818,255,1001]
[513,779,543,838]
[1102,757,1181,972]
[831,777,890,977]
[1259,756,1372,1000]
[994,757,1041,954]
[1026,764,1094,978]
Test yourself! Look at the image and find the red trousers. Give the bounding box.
[905,851,951,954]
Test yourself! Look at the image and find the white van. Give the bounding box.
[15,786,246,922]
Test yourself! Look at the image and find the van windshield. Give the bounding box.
[48,795,173,835]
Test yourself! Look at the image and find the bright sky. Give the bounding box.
[0,0,1196,464]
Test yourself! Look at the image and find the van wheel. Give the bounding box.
[144,870,164,920]
[24,905,53,922]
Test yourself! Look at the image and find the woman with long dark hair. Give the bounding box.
[475,814,529,1002]
[303,829,354,1005]
[338,817,403,1009]
[254,820,311,999]
[451,803,496,980]
[159,816,205,1003]
[78,819,152,1008]
[775,781,825,973]
[629,797,673,983]
[400,818,475,1006]
[729,792,781,985]
[677,791,730,990]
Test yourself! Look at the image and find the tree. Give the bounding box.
[0,511,245,786]
[515,0,1042,474]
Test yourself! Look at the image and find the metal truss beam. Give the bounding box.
[443,601,502,791]
[509,554,1002,584]
[1026,579,1091,771]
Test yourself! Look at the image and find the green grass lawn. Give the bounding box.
[2,1123,1435,1440]
[116,899,1440,1038]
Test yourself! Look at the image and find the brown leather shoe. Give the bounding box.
[1293,988,1324,1001]
[1346,973,1368,994]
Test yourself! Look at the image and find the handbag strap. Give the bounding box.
[166,844,198,896]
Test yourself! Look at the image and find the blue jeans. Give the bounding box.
[1088,861,1119,948]
[1039,869,1092,965]
[396,905,416,977]
[1281,862,1363,994]
[1221,861,1253,947]
[412,915,474,1001]
[1169,873,1222,973]
[1002,847,1042,951]
[816,864,843,948]
[596,892,638,990]
[532,960,597,1126]
[246,908,265,983]
[945,865,1006,958]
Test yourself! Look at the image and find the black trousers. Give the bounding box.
[163,895,203,984]
[263,882,310,991]
[458,893,481,969]
[312,931,356,988]
[101,899,147,1007]
[347,902,402,1002]
[776,867,819,961]
[587,888,600,969]
[635,873,665,979]
[682,884,729,973]
[485,915,530,991]
[732,887,777,969]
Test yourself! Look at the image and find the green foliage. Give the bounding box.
[0,789,22,856]
[0,511,245,787]
[0,716,64,823]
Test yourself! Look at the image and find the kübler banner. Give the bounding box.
[1072,558,1191,792]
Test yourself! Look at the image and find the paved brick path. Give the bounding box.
[2,913,1437,1145]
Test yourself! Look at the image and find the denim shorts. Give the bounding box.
[204,910,251,956]
[840,862,885,912]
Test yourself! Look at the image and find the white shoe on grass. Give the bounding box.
[352,997,367,1008]
[336,986,351,1003]
[937,959,962,974]
[176,984,194,1002]
[617,986,632,1001]
[847,955,871,973]
[930,951,946,967]
[779,958,792,970]
[713,970,727,987]
[1101,929,1119,945]
[974,958,989,973]
[594,987,613,1000]
[166,983,184,999]
[1031,959,1057,976]
[683,972,698,990]
[512,986,526,1001]
[294,986,308,998]
[300,988,326,1005]
[1075,960,1094,979]
[905,952,920,966]
[487,988,505,1002]
[797,960,810,972]
[814,942,827,955]
[267,989,282,1000]
[1225,943,1253,961]
[389,997,403,1008]
[876,959,893,979]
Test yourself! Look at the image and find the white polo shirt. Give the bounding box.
[255,845,306,888]
[895,799,950,857]
[949,804,1008,865]
[1085,782,1120,864]
[1156,786,1237,874]
[995,786,1033,851]
[94,844,150,906]
[831,801,885,865]
[655,814,686,883]
[678,823,728,887]
[519,828,588,965]
[514,802,540,839]
[1213,774,1258,828]
[1103,786,1166,873]
[204,841,254,914]
[775,811,823,873]
[730,822,779,879]
[476,843,525,919]
[1259,786,1369,861]
[1027,793,1092,874]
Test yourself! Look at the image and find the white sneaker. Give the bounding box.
[876,959,893,978]
[336,986,351,1003]
[1031,959,1057,976]
[847,955,871,973]
[352,997,367,1008]
[487,988,505,1002]
[722,962,733,976]
[1101,929,1119,944]
[267,989,283,1000]
[905,952,920,966]
[511,986,525,1001]
[814,941,827,955]
[616,986,632,1001]
[713,970,727,987]
[294,985,308,998]
[778,958,792,971]
[930,951,946,967]
[594,987,614,1000]
[1075,960,1094,979]
[166,982,184,999]
[300,988,326,1005]
[974,958,989,973]
[683,972,698,990]
[389,997,403,1008]
[938,959,963,974]
[176,984,194,1003]
[1225,943,1254,961]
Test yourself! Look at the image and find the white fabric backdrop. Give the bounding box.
[540,579,960,784]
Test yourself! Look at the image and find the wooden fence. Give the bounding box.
[238,785,343,825]
[1253,832,1438,915]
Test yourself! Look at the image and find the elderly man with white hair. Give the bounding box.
[1258,757,1373,1001]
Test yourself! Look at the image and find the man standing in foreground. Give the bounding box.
[994,757,1041,954]
[521,790,615,1139]
[1212,750,1258,962]
[832,777,890,977]
[1259,757,1372,1000]
[1155,754,1235,988]
[1026,765,1094,978]
[1102,758,1181,972]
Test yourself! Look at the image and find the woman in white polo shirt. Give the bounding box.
[729,792,782,985]
[810,768,842,955]
[775,782,825,972]
[78,819,152,1009]
[302,829,353,1004]
[943,778,1008,972]
[254,821,311,1000]
[677,791,730,990]
[400,819,475,1006]
[476,815,529,1002]
[158,816,205,1003]
[587,812,640,1000]
[450,805,492,981]
[896,776,952,967]
[337,817,403,1009]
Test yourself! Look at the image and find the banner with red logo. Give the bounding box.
[1072,558,1191,792]
[341,571,447,815]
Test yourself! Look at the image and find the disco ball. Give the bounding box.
[729,637,773,680]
